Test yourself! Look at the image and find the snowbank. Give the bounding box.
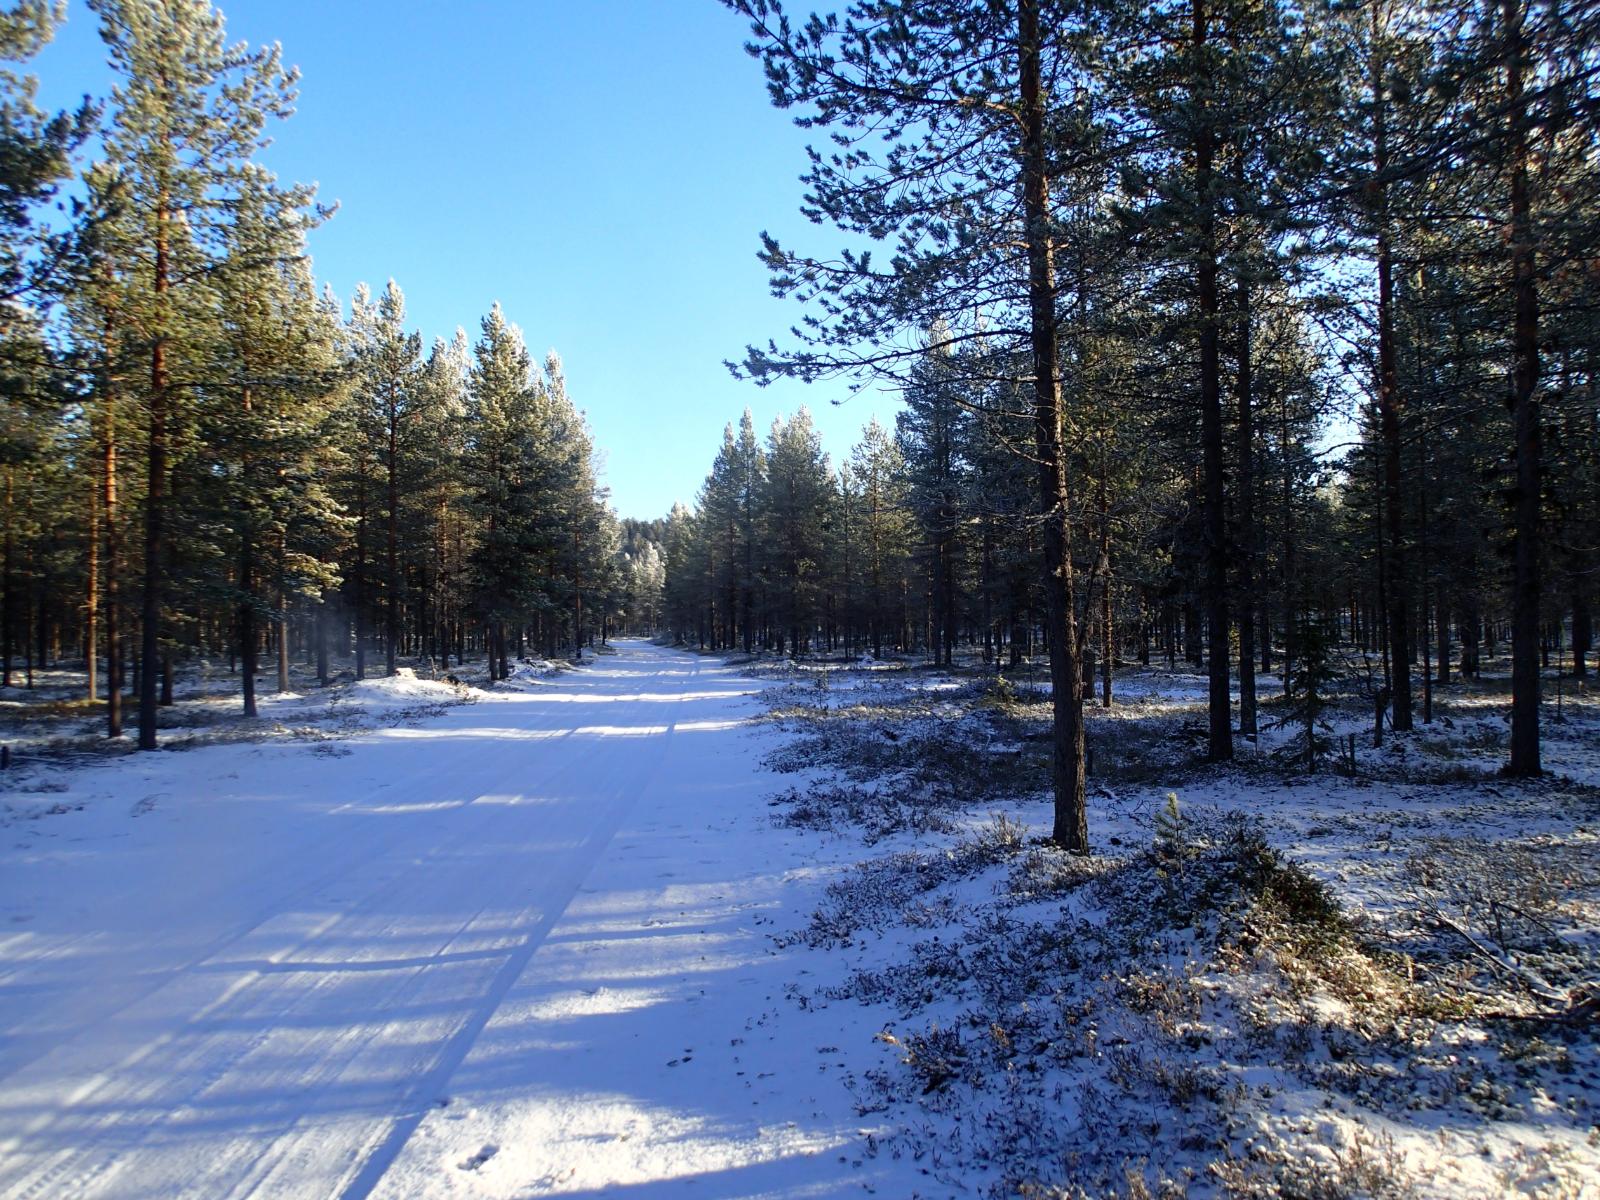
[334,667,469,717]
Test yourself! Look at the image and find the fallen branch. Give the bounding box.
[1426,906,1598,1023]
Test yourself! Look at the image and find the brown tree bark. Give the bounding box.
[1194,0,1232,761]
[385,382,399,677]
[86,460,99,702]
[104,404,122,737]
[1504,0,1542,775]
[238,386,257,718]
[1371,11,1413,732]
[138,201,169,751]
[3,467,13,688]
[276,544,289,693]
[1020,0,1087,851]
[1098,454,1113,708]
[1234,218,1257,738]
[315,591,330,687]
[354,466,368,680]
[1573,597,1590,679]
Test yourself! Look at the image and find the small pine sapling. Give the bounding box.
[1287,614,1339,773]
[1153,792,1188,903]
[1154,791,1185,859]
[984,674,1018,710]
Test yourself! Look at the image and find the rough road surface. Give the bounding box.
[0,643,881,1199]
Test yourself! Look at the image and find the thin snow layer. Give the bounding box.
[0,642,925,1199]
[334,666,470,714]
[757,665,1600,1197]
[5,650,1595,1198]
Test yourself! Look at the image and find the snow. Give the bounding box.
[1,644,1595,1197]
[751,660,1600,1196]
[0,641,940,1199]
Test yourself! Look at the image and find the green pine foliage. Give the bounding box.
[0,0,1595,787]
[655,0,1600,832]
[0,0,623,739]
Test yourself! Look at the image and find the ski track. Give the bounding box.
[0,643,869,1200]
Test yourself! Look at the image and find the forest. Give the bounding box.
[2,0,1593,804]
[0,0,667,752]
[1,1,1598,1196]
[653,0,1600,850]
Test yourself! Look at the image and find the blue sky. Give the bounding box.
[32,0,905,520]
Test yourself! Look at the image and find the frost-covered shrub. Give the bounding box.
[768,781,961,843]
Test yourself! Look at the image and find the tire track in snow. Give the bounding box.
[0,712,514,1086]
[0,709,604,1200]
[334,650,700,1200]
[0,646,707,1200]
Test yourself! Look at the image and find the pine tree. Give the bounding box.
[0,0,92,306]
[347,280,423,677]
[661,501,701,642]
[848,418,910,659]
[204,167,338,713]
[464,304,540,677]
[727,0,1097,850]
[91,0,304,748]
[411,329,471,667]
[761,408,833,657]
[896,337,971,666]
[539,351,615,655]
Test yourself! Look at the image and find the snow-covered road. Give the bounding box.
[0,643,888,1199]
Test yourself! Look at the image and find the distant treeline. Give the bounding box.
[658,0,1600,847]
[0,1,663,746]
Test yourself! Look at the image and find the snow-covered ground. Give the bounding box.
[0,642,932,1199]
[2,644,1596,1198]
[753,662,1600,1198]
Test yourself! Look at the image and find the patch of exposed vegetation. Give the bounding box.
[768,781,963,843]
[792,807,1595,1197]
[762,681,1050,807]
[751,656,1600,1196]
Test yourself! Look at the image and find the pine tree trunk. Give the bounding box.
[1280,391,1296,694]
[1021,0,1086,852]
[1194,0,1232,761]
[1437,599,1451,684]
[354,470,367,680]
[104,407,122,738]
[238,386,257,718]
[2,467,13,690]
[86,463,99,702]
[573,526,584,655]
[982,522,994,665]
[1372,18,1413,731]
[239,527,257,718]
[1234,243,1257,737]
[1422,589,1433,723]
[1374,454,1390,689]
[316,591,329,687]
[23,551,32,689]
[138,210,170,751]
[1461,597,1480,677]
[276,542,289,693]
[1570,598,1590,678]
[1098,458,1113,708]
[386,391,399,677]
[1504,0,1542,775]
[1421,479,1433,723]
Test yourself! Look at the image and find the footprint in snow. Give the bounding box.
[458,1144,498,1171]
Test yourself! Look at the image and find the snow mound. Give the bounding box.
[338,668,467,715]
[499,658,569,690]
